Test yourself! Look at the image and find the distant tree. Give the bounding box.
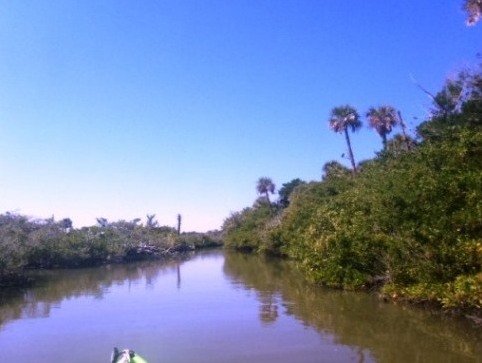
[60,218,73,232]
[0,213,34,275]
[464,0,482,25]
[417,67,482,140]
[415,72,476,119]
[256,177,276,205]
[433,79,465,118]
[96,217,108,228]
[222,211,243,235]
[386,134,417,156]
[433,70,482,118]
[45,215,55,225]
[396,111,413,151]
[366,105,399,150]
[322,161,351,180]
[278,178,306,208]
[328,105,362,174]
[146,214,159,228]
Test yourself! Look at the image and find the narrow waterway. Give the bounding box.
[0,251,480,362]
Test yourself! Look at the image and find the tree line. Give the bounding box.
[222,64,482,315]
[0,213,222,286]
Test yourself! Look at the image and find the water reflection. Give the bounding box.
[0,251,480,363]
[177,263,181,289]
[259,292,279,325]
[0,254,193,330]
[223,252,482,363]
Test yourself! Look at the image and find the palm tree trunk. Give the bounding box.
[344,129,357,174]
[177,214,182,235]
[382,133,388,150]
[264,192,271,206]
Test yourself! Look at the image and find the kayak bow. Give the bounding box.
[111,347,149,363]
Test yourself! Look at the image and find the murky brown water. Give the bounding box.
[0,251,480,362]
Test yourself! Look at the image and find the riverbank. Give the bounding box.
[0,213,222,287]
[221,68,482,319]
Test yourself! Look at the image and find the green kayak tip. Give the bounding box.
[111,347,149,363]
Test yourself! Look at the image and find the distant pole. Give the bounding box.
[177,214,182,235]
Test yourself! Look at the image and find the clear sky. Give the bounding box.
[1,1,481,231]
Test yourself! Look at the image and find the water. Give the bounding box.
[0,251,480,362]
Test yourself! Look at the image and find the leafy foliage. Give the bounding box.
[256,177,276,205]
[222,201,278,253]
[283,123,480,307]
[277,178,306,209]
[0,214,222,283]
[222,67,482,312]
[464,0,482,25]
[366,105,400,149]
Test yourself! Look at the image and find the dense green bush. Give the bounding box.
[178,230,223,249]
[222,69,482,312]
[222,201,278,253]
[0,213,31,277]
[0,214,222,283]
[275,126,481,303]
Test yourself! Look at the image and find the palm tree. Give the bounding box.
[256,177,276,205]
[329,105,362,174]
[145,214,158,228]
[464,0,482,26]
[177,214,182,235]
[366,105,399,150]
[96,217,108,228]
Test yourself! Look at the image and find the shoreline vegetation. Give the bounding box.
[222,65,482,321]
[0,213,222,288]
[1,66,480,326]
[2,11,481,321]
[1,68,480,328]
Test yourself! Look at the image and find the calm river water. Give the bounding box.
[0,250,480,363]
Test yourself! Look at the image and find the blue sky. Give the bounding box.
[1,1,481,231]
